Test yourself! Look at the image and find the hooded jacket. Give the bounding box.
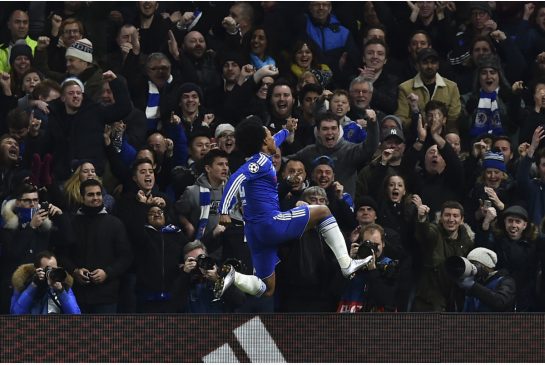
[10,263,80,314]
[175,174,225,239]
[287,120,379,197]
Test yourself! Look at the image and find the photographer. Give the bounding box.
[10,251,80,314]
[337,223,399,312]
[449,247,516,312]
[176,240,244,313]
[0,183,66,314]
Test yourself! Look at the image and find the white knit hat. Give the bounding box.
[65,38,93,63]
[214,123,235,139]
[61,77,85,93]
[467,247,497,269]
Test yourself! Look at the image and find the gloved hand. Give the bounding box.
[457,276,475,290]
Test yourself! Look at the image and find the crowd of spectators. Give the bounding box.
[1,1,545,313]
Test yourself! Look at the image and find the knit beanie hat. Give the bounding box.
[380,115,403,130]
[482,151,505,172]
[470,1,493,17]
[357,195,378,213]
[477,54,501,72]
[219,51,245,68]
[467,247,497,269]
[178,82,203,101]
[65,38,93,63]
[61,77,85,93]
[9,39,33,65]
[214,123,235,139]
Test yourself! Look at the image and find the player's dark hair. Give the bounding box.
[235,116,266,157]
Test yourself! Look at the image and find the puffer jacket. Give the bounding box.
[10,263,80,314]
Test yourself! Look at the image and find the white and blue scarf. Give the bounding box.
[195,186,211,240]
[145,74,173,131]
[471,89,502,137]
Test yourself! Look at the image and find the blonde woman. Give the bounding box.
[63,161,114,213]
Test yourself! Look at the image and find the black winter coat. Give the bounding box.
[58,209,133,305]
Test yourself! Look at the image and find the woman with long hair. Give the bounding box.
[63,161,115,213]
[243,26,277,70]
[289,39,332,88]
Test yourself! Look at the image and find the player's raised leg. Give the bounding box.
[214,268,275,299]
[306,204,373,277]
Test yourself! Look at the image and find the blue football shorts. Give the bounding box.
[244,205,310,279]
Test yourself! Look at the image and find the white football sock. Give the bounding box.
[318,215,351,268]
[234,272,267,297]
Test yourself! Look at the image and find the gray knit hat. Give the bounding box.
[467,247,497,269]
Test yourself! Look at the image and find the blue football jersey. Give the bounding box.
[219,129,288,223]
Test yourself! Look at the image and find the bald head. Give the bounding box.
[183,31,206,59]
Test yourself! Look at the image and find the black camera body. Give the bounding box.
[357,240,379,259]
[196,254,216,270]
[40,201,49,213]
[44,266,67,283]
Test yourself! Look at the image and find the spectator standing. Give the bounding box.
[58,179,132,313]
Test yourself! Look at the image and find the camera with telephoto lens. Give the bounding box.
[44,266,67,283]
[196,254,216,270]
[445,256,489,282]
[357,240,379,259]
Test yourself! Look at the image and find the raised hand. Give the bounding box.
[167,30,180,61]
[37,36,51,51]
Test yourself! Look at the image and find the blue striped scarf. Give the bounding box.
[195,186,211,240]
[471,89,502,137]
[146,75,173,131]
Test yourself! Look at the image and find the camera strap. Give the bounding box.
[47,289,64,314]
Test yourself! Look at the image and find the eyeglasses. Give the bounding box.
[63,29,80,34]
[148,210,164,217]
[219,133,235,139]
[18,198,39,204]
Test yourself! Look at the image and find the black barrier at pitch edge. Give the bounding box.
[1,314,544,362]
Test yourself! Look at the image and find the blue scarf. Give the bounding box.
[195,186,211,240]
[16,207,35,225]
[471,89,502,137]
[146,75,173,132]
[249,53,275,69]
